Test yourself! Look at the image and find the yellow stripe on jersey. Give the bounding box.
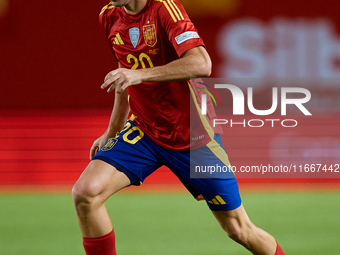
[116,33,124,45]
[167,0,181,21]
[99,3,114,16]
[187,82,234,176]
[158,0,177,22]
[155,0,184,23]
[168,0,184,20]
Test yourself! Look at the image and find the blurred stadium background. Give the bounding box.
[0,0,340,254]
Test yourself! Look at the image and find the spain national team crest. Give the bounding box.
[101,138,118,151]
[129,27,140,48]
[143,24,157,47]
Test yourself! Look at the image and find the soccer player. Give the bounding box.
[72,0,285,254]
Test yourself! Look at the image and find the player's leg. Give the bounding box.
[72,159,130,238]
[72,160,130,255]
[212,205,279,255]
[161,134,285,255]
[73,120,162,255]
[191,135,284,254]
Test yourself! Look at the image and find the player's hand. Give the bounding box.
[101,68,142,94]
[90,132,111,160]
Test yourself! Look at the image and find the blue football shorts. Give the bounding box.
[92,120,241,211]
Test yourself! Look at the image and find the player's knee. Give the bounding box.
[226,227,248,245]
[222,221,253,249]
[72,180,103,211]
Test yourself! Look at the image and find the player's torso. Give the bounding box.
[100,1,211,150]
[105,1,177,71]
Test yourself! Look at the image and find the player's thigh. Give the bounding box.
[73,159,131,203]
[92,120,162,185]
[162,134,241,211]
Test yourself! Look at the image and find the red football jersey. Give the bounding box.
[99,0,218,151]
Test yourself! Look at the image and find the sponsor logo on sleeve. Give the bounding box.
[175,31,199,45]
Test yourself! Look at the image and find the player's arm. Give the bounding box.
[140,45,211,81]
[101,45,211,93]
[90,76,129,159]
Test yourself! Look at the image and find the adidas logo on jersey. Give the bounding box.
[112,33,124,45]
[208,195,226,205]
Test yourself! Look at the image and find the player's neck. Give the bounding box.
[123,0,148,15]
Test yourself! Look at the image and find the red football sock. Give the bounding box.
[83,230,116,255]
[274,242,285,255]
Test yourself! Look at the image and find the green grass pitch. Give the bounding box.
[0,191,339,255]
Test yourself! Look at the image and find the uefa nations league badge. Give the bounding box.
[129,27,140,48]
